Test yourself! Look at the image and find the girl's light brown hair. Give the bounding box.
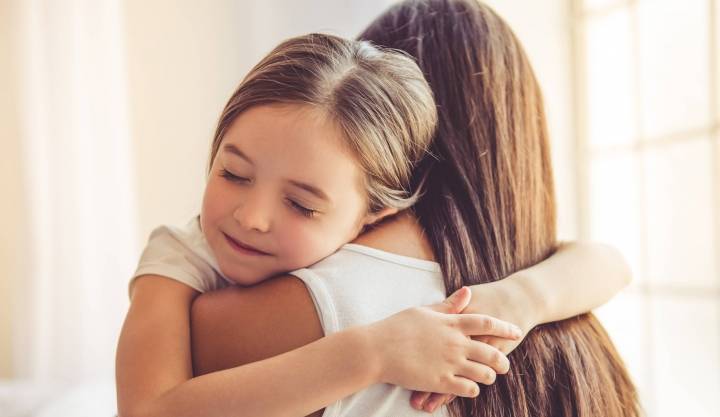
[208,33,437,213]
[360,1,641,416]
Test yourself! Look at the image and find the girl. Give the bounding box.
[189,1,640,416]
[116,33,525,417]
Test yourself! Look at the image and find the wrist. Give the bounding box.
[502,272,546,331]
[468,275,542,334]
[347,324,385,385]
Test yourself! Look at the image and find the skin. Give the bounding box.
[200,103,396,286]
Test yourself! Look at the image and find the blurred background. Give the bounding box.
[0,0,717,416]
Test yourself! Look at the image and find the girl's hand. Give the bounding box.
[366,287,522,399]
[409,282,535,413]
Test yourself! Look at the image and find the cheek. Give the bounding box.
[275,214,364,269]
[274,222,332,269]
[201,177,233,223]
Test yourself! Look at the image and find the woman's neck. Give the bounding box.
[352,211,435,261]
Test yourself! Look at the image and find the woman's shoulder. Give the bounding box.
[293,212,440,280]
[352,211,436,262]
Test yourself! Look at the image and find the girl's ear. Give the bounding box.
[362,207,399,227]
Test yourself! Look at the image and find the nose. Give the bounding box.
[233,197,271,233]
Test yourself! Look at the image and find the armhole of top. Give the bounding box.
[287,268,340,336]
[287,268,343,417]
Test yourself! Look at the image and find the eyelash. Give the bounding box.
[288,199,317,218]
[219,169,250,183]
[220,169,317,219]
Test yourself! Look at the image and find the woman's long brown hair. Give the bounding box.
[359,1,641,416]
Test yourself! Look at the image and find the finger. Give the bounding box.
[467,341,510,374]
[458,361,497,385]
[457,314,522,339]
[472,335,520,355]
[410,391,432,410]
[447,375,481,398]
[424,393,452,413]
[430,286,471,314]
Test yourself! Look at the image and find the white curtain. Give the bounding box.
[13,0,138,383]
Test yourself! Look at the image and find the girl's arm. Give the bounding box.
[116,275,519,417]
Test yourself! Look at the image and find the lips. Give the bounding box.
[222,233,271,256]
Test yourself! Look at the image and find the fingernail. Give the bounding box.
[513,326,522,337]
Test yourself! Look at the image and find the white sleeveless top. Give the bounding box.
[290,244,450,417]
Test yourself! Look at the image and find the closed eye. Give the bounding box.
[287,199,317,218]
[220,169,251,184]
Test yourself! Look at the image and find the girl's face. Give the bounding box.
[201,104,385,285]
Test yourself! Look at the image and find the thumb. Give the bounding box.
[431,286,471,314]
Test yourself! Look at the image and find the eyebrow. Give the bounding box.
[288,179,330,202]
[222,143,254,164]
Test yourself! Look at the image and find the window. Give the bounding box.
[573,0,720,415]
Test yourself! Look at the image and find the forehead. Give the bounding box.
[224,103,346,153]
[220,104,366,200]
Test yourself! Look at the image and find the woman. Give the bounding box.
[190,1,639,416]
[356,1,640,415]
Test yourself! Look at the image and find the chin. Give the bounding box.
[222,266,274,287]
[228,277,265,287]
